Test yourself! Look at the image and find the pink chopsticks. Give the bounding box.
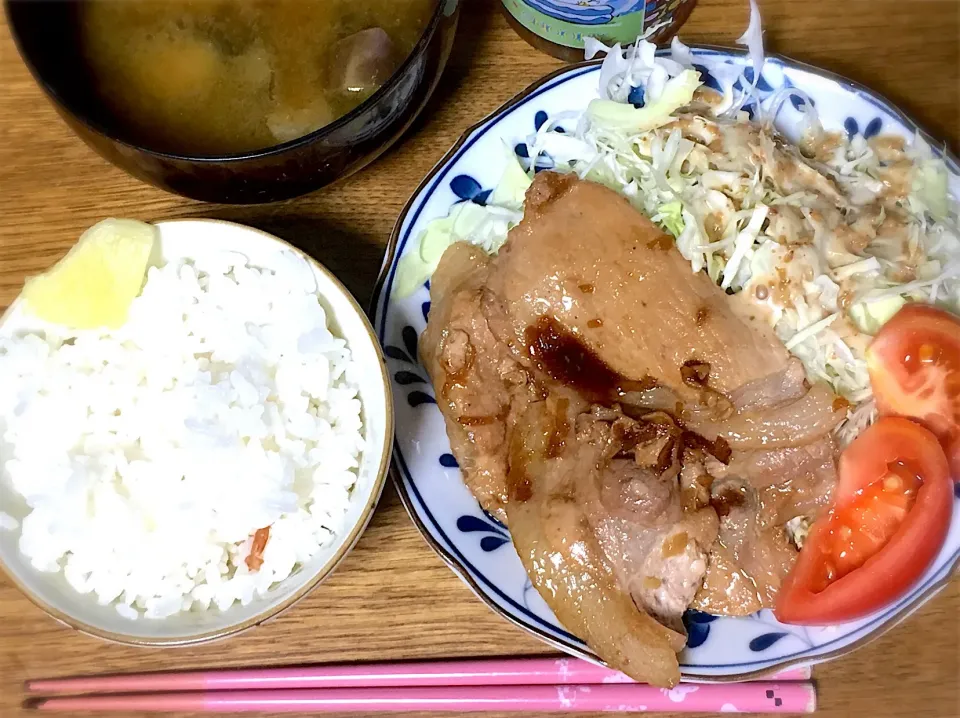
[25,657,811,694]
[26,656,816,713]
[28,683,817,713]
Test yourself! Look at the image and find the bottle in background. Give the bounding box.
[500,0,699,62]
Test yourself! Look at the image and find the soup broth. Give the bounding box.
[79,0,436,155]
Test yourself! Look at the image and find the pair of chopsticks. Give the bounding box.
[26,656,816,713]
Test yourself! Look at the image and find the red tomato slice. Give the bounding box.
[866,303,960,480]
[775,417,952,625]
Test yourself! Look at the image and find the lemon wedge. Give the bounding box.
[21,219,158,330]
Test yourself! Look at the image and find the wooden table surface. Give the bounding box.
[1,1,958,716]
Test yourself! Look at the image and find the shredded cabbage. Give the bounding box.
[654,201,685,237]
[587,70,701,133]
[394,146,528,296]
[916,157,950,219]
[394,3,960,445]
[735,0,766,111]
[849,296,907,334]
[490,141,533,208]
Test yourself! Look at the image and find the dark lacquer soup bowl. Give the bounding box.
[5,0,460,204]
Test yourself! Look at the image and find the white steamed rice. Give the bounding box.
[0,250,364,619]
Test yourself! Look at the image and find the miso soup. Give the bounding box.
[79,0,436,155]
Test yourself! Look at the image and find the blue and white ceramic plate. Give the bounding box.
[371,47,960,680]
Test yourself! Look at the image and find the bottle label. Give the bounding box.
[502,0,684,50]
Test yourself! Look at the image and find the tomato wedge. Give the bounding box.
[866,303,960,479]
[775,417,952,625]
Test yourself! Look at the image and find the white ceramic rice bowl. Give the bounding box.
[0,219,393,646]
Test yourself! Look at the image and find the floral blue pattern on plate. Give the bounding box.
[371,47,960,680]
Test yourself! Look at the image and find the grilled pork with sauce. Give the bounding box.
[421,173,845,686]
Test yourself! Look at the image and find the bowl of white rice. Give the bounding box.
[0,219,393,645]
